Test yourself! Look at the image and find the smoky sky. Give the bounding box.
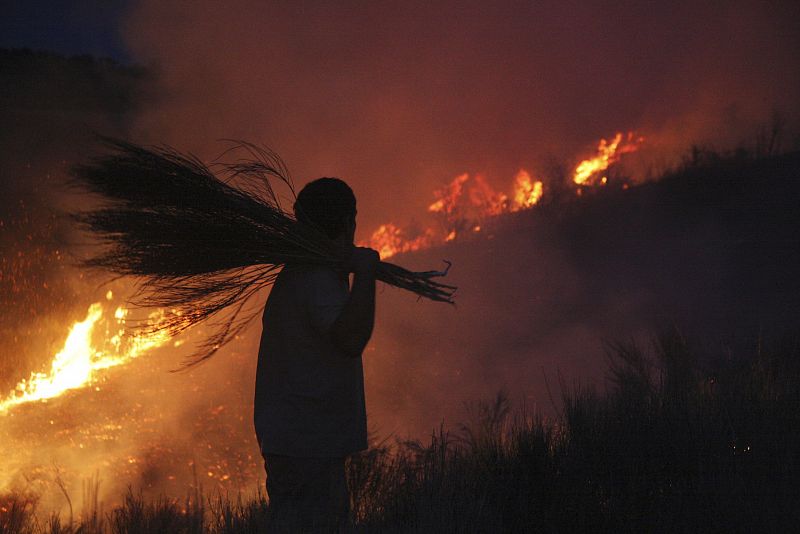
[122,0,800,235]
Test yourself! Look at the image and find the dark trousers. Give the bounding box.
[264,454,349,531]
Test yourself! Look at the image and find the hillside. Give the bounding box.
[367,150,800,434]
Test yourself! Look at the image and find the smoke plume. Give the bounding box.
[122,0,800,231]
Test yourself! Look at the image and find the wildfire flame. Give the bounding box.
[512,170,544,211]
[370,168,544,259]
[428,173,470,216]
[367,224,435,259]
[572,131,644,186]
[366,131,641,259]
[0,293,170,413]
[470,175,509,217]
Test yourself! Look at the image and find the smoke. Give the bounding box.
[122,0,800,232]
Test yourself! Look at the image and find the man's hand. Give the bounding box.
[332,247,379,358]
[346,247,380,276]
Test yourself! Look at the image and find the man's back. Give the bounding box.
[254,265,367,457]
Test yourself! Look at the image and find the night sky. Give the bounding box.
[0,0,130,61]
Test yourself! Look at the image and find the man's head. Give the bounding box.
[294,177,357,242]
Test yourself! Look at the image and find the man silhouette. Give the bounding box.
[254,177,378,530]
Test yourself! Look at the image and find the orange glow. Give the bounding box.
[367,223,434,259]
[0,297,170,413]
[428,173,469,215]
[469,175,509,216]
[366,132,641,258]
[370,167,545,256]
[572,132,643,186]
[511,169,543,211]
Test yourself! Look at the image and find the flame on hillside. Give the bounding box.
[572,132,644,186]
[367,169,545,259]
[368,224,436,260]
[367,132,641,259]
[428,173,470,216]
[0,292,259,510]
[0,292,171,413]
[512,170,544,210]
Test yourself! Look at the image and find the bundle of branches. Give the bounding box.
[72,138,455,366]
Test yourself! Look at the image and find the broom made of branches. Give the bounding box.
[72,138,455,367]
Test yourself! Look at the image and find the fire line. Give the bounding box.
[366,131,642,259]
[0,294,171,413]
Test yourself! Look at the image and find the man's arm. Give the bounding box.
[330,247,379,358]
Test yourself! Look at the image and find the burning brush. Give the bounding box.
[71,138,455,366]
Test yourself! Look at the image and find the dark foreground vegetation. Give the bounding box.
[2,329,798,533]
